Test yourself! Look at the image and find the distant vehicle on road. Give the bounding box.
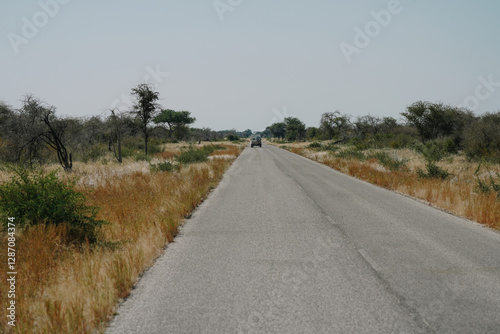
[250,135,262,148]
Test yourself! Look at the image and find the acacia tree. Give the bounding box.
[320,111,353,141]
[153,109,196,140]
[354,115,381,139]
[284,117,306,141]
[267,122,286,139]
[131,83,160,155]
[402,101,473,144]
[107,108,127,163]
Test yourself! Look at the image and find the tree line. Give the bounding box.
[263,101,500,162]
[0,84,248,170]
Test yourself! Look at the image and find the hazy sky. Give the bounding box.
[1,0,500,131]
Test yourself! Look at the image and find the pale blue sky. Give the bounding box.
[1,0,499,131]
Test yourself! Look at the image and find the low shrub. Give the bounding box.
[202,144,226,154]
[476,173,500,199]
[149,161,179,173]
[81,144,108,163]
[349,137,371,151]
[134,152,152,162]
[0,167,107,244]
[176,147,209,164]
[323,142,340,152]
[148,138,165,155]
[415,139,456,163]
[417,162,451,180]
[336,149,366,161]
[120,147,134,158]
[369,151,407,171]
[307,142,322,149]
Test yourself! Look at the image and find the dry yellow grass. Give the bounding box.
[278,142,500,230]
[0,143,243,333]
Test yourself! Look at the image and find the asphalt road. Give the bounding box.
[107,144,500,333]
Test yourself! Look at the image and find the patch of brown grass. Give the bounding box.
[210,144,241,157]
[155,150,179,160]
[0,144,242,333]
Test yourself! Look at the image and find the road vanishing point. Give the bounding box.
[108,144,500,333]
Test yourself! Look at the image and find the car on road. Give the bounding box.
[250,135,262,148]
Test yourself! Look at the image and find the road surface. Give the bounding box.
[107,144,500,333]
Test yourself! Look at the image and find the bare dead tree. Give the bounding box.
[108,108,125,163]
[21,95,73,171]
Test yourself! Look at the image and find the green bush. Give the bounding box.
[120,147,134,158]
[123,136,144,150]
[416,139,456,163]
[201,144,226,154]
[323,142,340,152]
[476,173,500,199]
[134,152,151,162]
[307,142,322,149]
[81,144,108,163]
[336,149,366,161]
[0,167,107,244]
[369,151,407,171]
[149,161,179,173]
[148,138,165,155]
[349,137,370,151]
[176,147,209,164]
[417,162,451,180]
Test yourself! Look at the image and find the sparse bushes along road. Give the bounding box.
[0,143,243,333]
[277,141,500,230]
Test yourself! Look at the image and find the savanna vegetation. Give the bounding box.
[2,85,500,332]
[264,101,500,229]
[0,84,245,333]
